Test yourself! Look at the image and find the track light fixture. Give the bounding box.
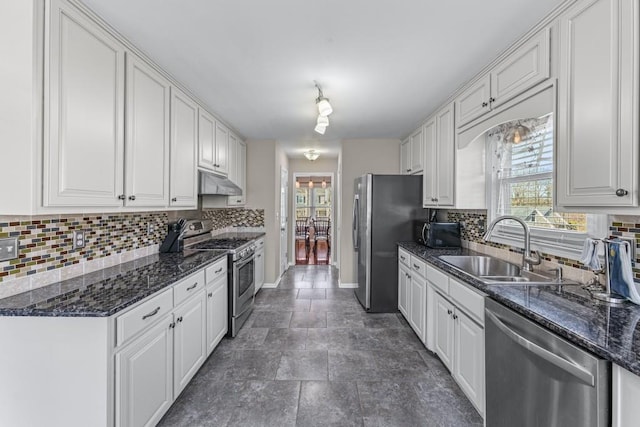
[314,81,333,134]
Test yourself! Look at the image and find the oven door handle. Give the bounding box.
[486,310,595,386]
[235,253,255,269]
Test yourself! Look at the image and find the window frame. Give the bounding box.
[484,118,607,260]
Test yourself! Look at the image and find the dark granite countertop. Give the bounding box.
[398,241,640,377]
[0,250,227,318]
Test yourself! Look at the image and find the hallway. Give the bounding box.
[159,265,482,426]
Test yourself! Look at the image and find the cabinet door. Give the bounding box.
[409,273,426,343]
[206,276,228,355]
[116,314,173,427]
[169,88,198,208]
[400,138,411,174]
[409,129,424,174]
[255,248,265,294]
[434,292,454,371]
[491,28,550,109]
[235,140,247,205]
[454,74,491,128]
[44,0,125,207]
[422,118,438,207]
[214,122,229,175]
[556,0,638,207]
[198,108,216,171]
[398,262,410,317]
[124,54,170,207]
[174,292,207,397]
[454,310,485,416]
[434,104,455,207]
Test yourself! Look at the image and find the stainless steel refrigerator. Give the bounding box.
[352,174,425,312]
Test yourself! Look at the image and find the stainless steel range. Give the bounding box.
[166,219,258,337]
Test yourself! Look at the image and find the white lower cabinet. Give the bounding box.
[613,364,640,427]
[409,273,426,342]
[432,276,485,417]
[116,313,174,427]
[434,292,455,370]
[116,264,228,427]
[255,241,265,294]
[173,292,207,397]
[453,309,485,415]
[398,261,410,317]
[206,274,228,355]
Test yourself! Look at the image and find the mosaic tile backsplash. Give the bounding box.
[0,212,169,284]
[447,210,640,281]
[202,208,265,229]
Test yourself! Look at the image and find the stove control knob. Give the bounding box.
[188,224,195,231]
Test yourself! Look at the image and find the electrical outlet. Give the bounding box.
[73,230,86,250]
[0,237,19,261]
[147,224,155,235]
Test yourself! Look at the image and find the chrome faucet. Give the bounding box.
[483,215,541,271]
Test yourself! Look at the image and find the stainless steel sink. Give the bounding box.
[438,255,579,287]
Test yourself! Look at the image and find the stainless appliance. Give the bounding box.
[485,298,610,427]
[175,220,258,337]
[352,174,425,312]
[190,235,256,337]
[414,221,461,248]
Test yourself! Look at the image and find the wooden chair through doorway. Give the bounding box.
[295,218,310,261]
[313,218,331,264]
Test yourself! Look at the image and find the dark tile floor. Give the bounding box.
[158,265,482,427]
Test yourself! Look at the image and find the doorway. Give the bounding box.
[292,173,333,265]
[280,167,288,277]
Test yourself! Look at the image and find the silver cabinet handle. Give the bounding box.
[208,292,213,298]
[486,310,595,386]
[616,188,628,197]
[489,97,496,103]
[128,195,136,201]
[169,322,176,329]
[447,309,452,315]
[177,316,183,323]
[400,256,406,261]
[171,197,177,202]
[142,307,160,320]
[413,264,420,269]
[452,314,458,320]
[482,101,488,107]
[186,283,198,291]
[118,194,126,200]
[215,268,223,274]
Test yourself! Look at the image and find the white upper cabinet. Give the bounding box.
[456,28,550,128]
[44,0,125,207]
[214,122,229,175]
[423,103,455,207]
[124,53,170,207]
[228,138,247,206]
[556,0,638,209]
[170,88,198,208]
[198,110,229,176]
[400,138,411,174]
[400,130,424,175]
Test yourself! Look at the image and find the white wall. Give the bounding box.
[287,157,339,265]
[244,140,288,284]
[339,139,401,284]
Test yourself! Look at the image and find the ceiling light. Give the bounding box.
[322,180,327,189]
[295,180,300,188]
[308,180,314,189]
[314,82,333,134]
[304,150,320,161]
[317,115,329,127]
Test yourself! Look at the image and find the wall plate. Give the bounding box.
[0,237,19,261]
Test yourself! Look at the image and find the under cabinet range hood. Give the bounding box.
[198,171,242,196]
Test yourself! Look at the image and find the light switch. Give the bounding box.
[0,237,19,261]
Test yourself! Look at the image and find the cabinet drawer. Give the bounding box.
[174,271,205,307]
[410,256,427,278]
[398,248,411,267]
[449,278,485,325]
[116,288,173,347]
[427,265,449,294]
[205,258,227,284]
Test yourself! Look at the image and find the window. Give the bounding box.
[294,182,332,222]
[486,114,606,258]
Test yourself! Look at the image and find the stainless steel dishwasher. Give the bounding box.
[485,298,610,427]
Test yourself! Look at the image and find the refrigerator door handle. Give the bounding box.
[352,194,360,249]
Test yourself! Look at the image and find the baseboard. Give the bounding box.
[339,282,358,289]
[262,275,282,289]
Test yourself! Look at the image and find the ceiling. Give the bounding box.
[81,0,564,158]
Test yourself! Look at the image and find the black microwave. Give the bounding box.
[414,221,461,248]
